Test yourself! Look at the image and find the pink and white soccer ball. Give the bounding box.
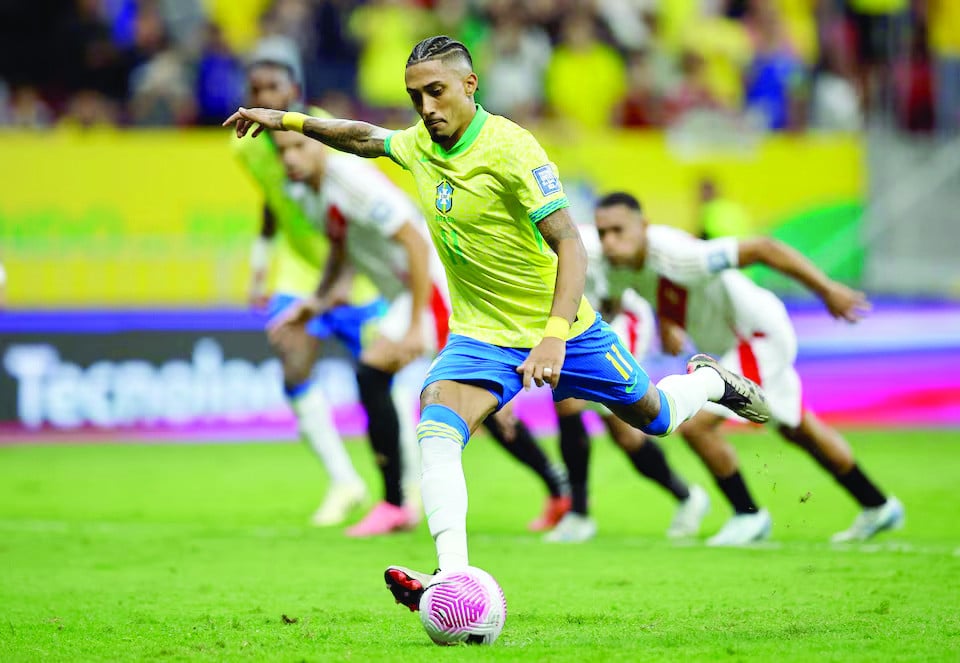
[418,566,507,645]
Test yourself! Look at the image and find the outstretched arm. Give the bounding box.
[393,222,432,339]
[391,221,433,365]
[314,237,351,309]
[223,107,391,158]
[737,236,870,322]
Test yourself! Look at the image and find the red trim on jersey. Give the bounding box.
[737,339,762,385]
[430,284,450,348]
[326,205,348,241]
[657,278,688,327]
[622,311,639,355]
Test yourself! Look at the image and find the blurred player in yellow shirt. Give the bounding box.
[234,40,388,528]
[226,36,769,615]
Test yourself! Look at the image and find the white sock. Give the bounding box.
[656,368,725,426]
[391,382,421,493]
[420,435,469,570]
[291,384,361,486]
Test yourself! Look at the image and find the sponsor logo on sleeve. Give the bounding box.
[707,250,732,272]
[369,200,391,226]
[532,164,561,197]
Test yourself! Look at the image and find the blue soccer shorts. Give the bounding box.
[266,293,387,359]
[421,313,650,409]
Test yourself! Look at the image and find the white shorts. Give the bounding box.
[703,311,802,427]
[376,284,451,355]
[607,288,656,360]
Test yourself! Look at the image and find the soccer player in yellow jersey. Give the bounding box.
[237,43,388,527]
[225,35,769,612]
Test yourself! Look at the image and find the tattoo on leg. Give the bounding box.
[421,383,443,406]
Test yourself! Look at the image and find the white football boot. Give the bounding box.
[831,496,905,543]
[310,481,368,527]
[544,512,598,543]
[707,509,772,546]
[667,485,711,539]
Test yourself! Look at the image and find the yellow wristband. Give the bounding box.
[281,111,308,132]
[543,316,570,340]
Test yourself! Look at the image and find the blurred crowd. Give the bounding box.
[0,0,957,134]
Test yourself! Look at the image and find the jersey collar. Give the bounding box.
[432,104,488,159]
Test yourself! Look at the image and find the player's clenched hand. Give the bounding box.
[822,282,871,323]
[395,327,427,369]
[516,337,565,390]
[659,319,686,356]
[222,107,285,138]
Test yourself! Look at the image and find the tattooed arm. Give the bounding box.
[537,208,588,327]
[223,107,390,158]
[515,207,587,390]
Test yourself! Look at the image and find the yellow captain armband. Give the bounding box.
[543,316,570,340]
[281,112,308,132]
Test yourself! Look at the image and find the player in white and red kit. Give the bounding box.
[544,225,711,542]
[595,192,904,545]
[271,130,570,535]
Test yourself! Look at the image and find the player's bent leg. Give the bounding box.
[355,361,404,508]
[597,358,759,438]
[676,412,770,545]
[269,322,319,388]
[483,406,570,532]
[357,331,428,522]
[779,410,903,542]
[552,399,591,536]
[347,345,419,537]
[778,409,855,474]
[556,317,733,435]
[384,380,500,611]
[358,333,408,374]
[686,354,770,424]
[419,381,498,566]
[608,354,768,435]
[361,336,423,517]
[272,327,366,526]
[391,381,422,521]
[384,336,524,606]
[603,413,706,536]
[679,411,741,479]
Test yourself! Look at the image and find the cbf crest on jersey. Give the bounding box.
[435,180,454,214]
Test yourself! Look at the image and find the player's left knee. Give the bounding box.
[417,404,470,449]
[641,389,675,437]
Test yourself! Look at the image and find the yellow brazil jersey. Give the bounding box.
[384,105,596,348]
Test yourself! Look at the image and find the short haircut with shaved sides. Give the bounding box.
[596,191,643,213]
[406,35,473,70]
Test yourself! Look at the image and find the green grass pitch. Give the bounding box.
[1,429,959,661]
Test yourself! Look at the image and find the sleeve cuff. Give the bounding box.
[384,131,404,168]
[529,196,570,224]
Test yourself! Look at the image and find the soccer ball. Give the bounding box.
[418,566,507,645]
